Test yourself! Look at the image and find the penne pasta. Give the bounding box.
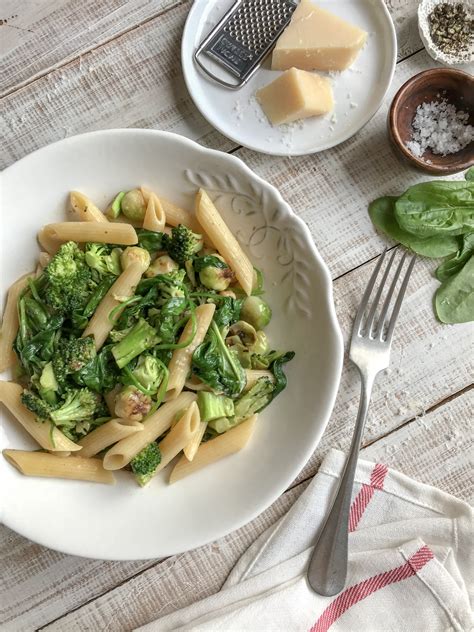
[104,385,121,416]
[195,188,253,296]
[0,381,82,452]
[0,273,31,372]
[103,391,196,470]
[160,197,202,232]
[77,419,143,458]
[38,227,61,254]
[141,187,166,232]
[170,414,257,483]
[154,402,200,474]
[183,421,207,461]
[52,451,71,457]
[160,196,215,246]
[41,222,138,246]
[38,252,52,269]
[82,262,144,350]
[70,191,109,223]
[184,375,211,391]
[166,303,216,400]
[3,450,115,484]
[244,369,275,392]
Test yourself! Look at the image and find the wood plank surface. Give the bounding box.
[0,0,186,96]
[39,390,473,632]
[1,0,471,630]
[1,0,423,172]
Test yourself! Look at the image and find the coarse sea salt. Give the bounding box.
[406,98,474,158]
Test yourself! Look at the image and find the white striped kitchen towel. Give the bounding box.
[137,449,473,631]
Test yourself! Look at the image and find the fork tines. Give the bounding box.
[353,249,416,343]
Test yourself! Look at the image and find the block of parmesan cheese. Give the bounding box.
[256,68,333,126]
[272,0,367,72]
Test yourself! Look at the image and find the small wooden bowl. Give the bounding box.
[388,68,474,175]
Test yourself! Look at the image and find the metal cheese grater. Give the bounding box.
[194,0,297,90]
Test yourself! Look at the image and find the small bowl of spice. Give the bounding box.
[388,68,474,174]
[418,0,473,67]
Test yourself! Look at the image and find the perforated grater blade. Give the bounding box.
[194,0,297,90]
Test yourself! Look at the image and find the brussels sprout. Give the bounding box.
[145,254,179,278]
[219,289,236,299]
[115,385,152,421]
[121,189,146,221]
[120,246,151,272]
[250,330,268,355]
[240,296,272,329]
[199,255,235,291]
[227,321,257,348]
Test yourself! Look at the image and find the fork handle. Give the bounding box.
[307,371,375,596]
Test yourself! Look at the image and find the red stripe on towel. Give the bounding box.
[348,463,388,532]
[309,545,434,632]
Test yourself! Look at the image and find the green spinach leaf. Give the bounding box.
[136,229,166,252]
[435,255,474,323]
[465,167,474,182]
[194,256,228,272]
[369,197,460,257]
[435,233,474,281]
[394,181,474,237]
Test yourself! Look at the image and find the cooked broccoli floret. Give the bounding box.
[49,388,101,427]
[130,442,162,487]
[21,389,52,421]
[85,243,122,276]
[38,361,59,404]
[106,191,126,219]
[164,224,203,264]
[208,377,274,434]
[44,242,92,314]
[233,378,274,422]
[111,318,160,368]
[115,385,152,421]
[157,270,187,302]
[53,335,97,383]
[132,355,165,394]
[197,391,234,423]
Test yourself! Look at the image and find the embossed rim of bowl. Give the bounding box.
[0,129,344,559]
[388,68,474,175]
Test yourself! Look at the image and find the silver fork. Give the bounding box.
[307,249,416,597]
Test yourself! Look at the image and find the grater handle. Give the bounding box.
[193,48,246,90]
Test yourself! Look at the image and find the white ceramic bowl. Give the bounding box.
[0,130,343,560]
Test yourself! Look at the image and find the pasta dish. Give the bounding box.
[0,186,294,486]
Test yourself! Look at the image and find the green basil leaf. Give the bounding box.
[369,197,460,258]
[465,167,474,182]
[435,255,474,324]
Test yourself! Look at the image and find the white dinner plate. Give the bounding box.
[182,0,397,155]
[0,130,343,560]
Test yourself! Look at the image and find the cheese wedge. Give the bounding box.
[272,0,367,72]
[256,68,333,126]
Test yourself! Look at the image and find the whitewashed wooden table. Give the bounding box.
[0,1,472,630]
